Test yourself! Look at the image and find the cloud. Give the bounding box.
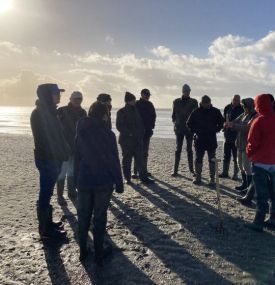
[1,32,275,107]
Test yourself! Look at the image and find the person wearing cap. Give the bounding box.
[96,93,112,129]
[56,91,87,202]
[132,88,156,177]
[30,83,70,241]
[245,94,275,232]
[171,84,198,177]
[75,101,124,264]
[225,98,257,193]
[116,92,154,184]
[187,95,224,186]
[219,95,244,180]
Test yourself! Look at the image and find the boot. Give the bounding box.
[245,212,265,232]
[193,162,202,185]
[235,172,247,191]
[237,184,255,207]
[57,179,65,197]
[208,162,216,187]
[231,161,239,180]
[219,161,230,178]
[171,153,180,177]
[37,206,66,240]
[67,176,77,200]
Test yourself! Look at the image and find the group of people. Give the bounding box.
[30,82,275,266]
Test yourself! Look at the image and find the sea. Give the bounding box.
[0,106,224,141]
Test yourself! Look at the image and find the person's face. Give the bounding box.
[52,92,61,105]
[201,101,211,109]
[127,99,136,106]
[141,94,150,101]
[232,96,240,107]
[70,97,82,108]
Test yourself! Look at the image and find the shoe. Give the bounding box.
[94,245,113,267]
[131,174,139,179]
[207,180,216,188]
[79,247,92,263]
[141,177,155,184]
[125,179,132,185]
[237,196,253,207]
[239,189,248,196]
[192,177,202,185]
[171,172,179,177]
[235,172,247,191]
[219,173,229,178]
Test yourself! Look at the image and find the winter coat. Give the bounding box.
[30,100,70,162]
[116,105,145,146]
[223,104,244,142]
[74,117,123,192]
[172,97,198,135]
[57,103,87,149]
[135,99,156,137]
[232,110,257,152]
[247,95,275,164]
[187,106,224,150]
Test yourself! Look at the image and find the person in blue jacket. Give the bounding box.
[74,101,124,265]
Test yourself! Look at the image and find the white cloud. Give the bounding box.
[1,32,275,107]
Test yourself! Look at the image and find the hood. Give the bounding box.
[255,94,273,116]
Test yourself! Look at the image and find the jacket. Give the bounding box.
[246,95,275,164]
[172,96,198,135]
[223,104,244,142]
[74,117,123,192]
[30,100,70,162]
[135,99,156,137]
[187,106,224,150]
[57,103,87,149]
[116,105,145,146]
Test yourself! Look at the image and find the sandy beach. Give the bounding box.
[1,134,275,285]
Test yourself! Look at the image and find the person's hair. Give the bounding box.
[88,101,109,120]
[267,94,274,102]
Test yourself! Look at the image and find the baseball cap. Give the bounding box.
[70,91,83,100]
[37,83,65,98]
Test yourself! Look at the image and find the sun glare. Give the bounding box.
[0,0,13,14]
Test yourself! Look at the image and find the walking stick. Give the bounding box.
[211,158,225,234]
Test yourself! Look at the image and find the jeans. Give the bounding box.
[223,141,237,163]
[57,155,74,181]
[77,185,113,254]
[175,132,193,159]
[35,159,62,209]
[253,165,275,218]
[134,135,151,174]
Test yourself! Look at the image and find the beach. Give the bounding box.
[1,134,275,285]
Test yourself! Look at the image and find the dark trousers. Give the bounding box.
[223,141,237,163]
[35,159,62,209]
[195,147,216,164]
[77,185,113,255]
[121,142,146,180]
[175,132,193,158]
[134,135,151,174]
[253,165,275,218]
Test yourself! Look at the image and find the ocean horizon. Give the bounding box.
[0,106,225,141]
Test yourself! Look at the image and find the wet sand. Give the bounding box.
[0,134,275,285]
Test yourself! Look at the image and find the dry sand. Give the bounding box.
[0,134,275,285]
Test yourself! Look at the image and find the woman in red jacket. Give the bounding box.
[246,94,275,232]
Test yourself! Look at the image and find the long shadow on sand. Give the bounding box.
[60,199,156,285]
[42,239,71,285]
[132,179,275,284]
[111,196,233,285]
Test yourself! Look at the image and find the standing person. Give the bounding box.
[116,92,154,184]
[75,102,124,264]
[96,93,112,129]
[132,88,156,177]
[220,95,244,180]
[30,83,70,240]
[171,84,198,177]
[225,98,257,192]
[187,95,224,186]
[56,91,87,202]
[245,94,275,232]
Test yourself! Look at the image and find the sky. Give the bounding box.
[0,0,275,108]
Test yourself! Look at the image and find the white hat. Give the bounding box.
[70,91,83,99]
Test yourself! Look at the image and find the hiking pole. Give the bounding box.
[211,158,225,234]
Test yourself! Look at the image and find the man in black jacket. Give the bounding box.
[220,94,243,180]
[30,83,70,241]
[171,84,198,176]
[116,92,154,184]
[57,91,87,201]
[187,95,224,186]
[132,88,156,177]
